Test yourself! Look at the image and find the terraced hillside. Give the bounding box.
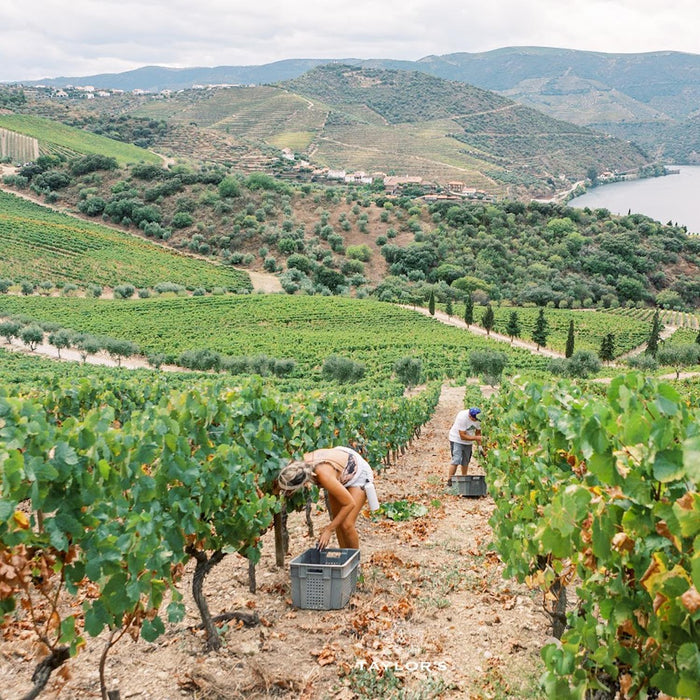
[128,65,650,197]
[0,114,161,166]
[0,190,251,290]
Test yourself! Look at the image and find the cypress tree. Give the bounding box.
[428,290,435,316]
[482,304,495,336]
[532,308,549,351]
[565,320,575,358]
[464,294,474,327]
[445,296,453,316]
[599,332,615,363]
[505,310,521,342]
[645,310,661,357]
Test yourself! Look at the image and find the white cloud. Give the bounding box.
[1,0,698,81]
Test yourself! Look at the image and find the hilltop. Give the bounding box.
[11,46,700,163]
[7,65,651,199]
[279,64,648,192]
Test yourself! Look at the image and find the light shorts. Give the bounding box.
[450,441,473,467]
[343,455,374,489]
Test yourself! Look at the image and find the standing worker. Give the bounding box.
[447,407,483,486]
[277,446,378,549]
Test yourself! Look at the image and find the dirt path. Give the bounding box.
[616,323,678,360]
[1,384,551,700]
[0,334,176,371]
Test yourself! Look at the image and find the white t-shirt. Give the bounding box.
[448,410,481,445]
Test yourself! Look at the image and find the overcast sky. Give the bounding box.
[2,0,698,82]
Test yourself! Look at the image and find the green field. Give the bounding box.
[0,114,161,165]
[670,327,700,345]
[0,294,549,381]
[471,305,654,357]
[0,190,251,290]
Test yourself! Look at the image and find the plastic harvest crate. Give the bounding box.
[452,474,487,497]
[290,547,360,610]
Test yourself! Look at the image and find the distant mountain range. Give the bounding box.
[14,47,700,163]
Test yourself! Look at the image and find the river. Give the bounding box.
[568,165,700,234]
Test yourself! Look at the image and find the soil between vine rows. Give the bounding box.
[1,384,552,700]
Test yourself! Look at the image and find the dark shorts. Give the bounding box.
[450,441,473,467]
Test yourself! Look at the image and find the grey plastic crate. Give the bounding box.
[452,474,487,497]
[290,547,360,610]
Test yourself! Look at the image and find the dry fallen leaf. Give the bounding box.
[681,586,700,614]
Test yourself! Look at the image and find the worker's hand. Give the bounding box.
[316,526,333,550]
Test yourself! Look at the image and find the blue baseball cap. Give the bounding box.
[468,407,482,419]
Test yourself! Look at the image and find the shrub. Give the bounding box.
[272,358,296,377]
[77,196,106,216]
[70,154,118,176]
[469,350,508,385]
[248,354,273,376]
[221,356,250,375]
[346,244,372,262]
[146,352,167,369]
[552,350,602,378]
[627,354,659,371]
[287,254,313,274]
[322,355,366,383]
[113,284,136,299]
[393,356,423,387]
[154,282,185,294]
[171,212,193,229]
[20,280,34,295]
[178,348,222,371]
[131,163,165,180]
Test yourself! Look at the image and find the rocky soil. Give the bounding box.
[1,384,555,700]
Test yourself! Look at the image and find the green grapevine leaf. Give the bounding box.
[683,435,700,483]
[653,448,685,483]
[141,616,165,642]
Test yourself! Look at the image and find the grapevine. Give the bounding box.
[486,372,700,698]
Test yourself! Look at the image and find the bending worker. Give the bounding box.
[277,446,377,549]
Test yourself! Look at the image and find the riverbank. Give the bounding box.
[567,165,700,234]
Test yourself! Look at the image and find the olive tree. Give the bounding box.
[48,328,74,359]
[20,324,44,351]
[0,319,22,344]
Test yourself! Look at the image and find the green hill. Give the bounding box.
[0,294,548,381]
[0,114,161,165]
[128,64,650,197]
[0,190,251,290]
[20,47,700,164]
